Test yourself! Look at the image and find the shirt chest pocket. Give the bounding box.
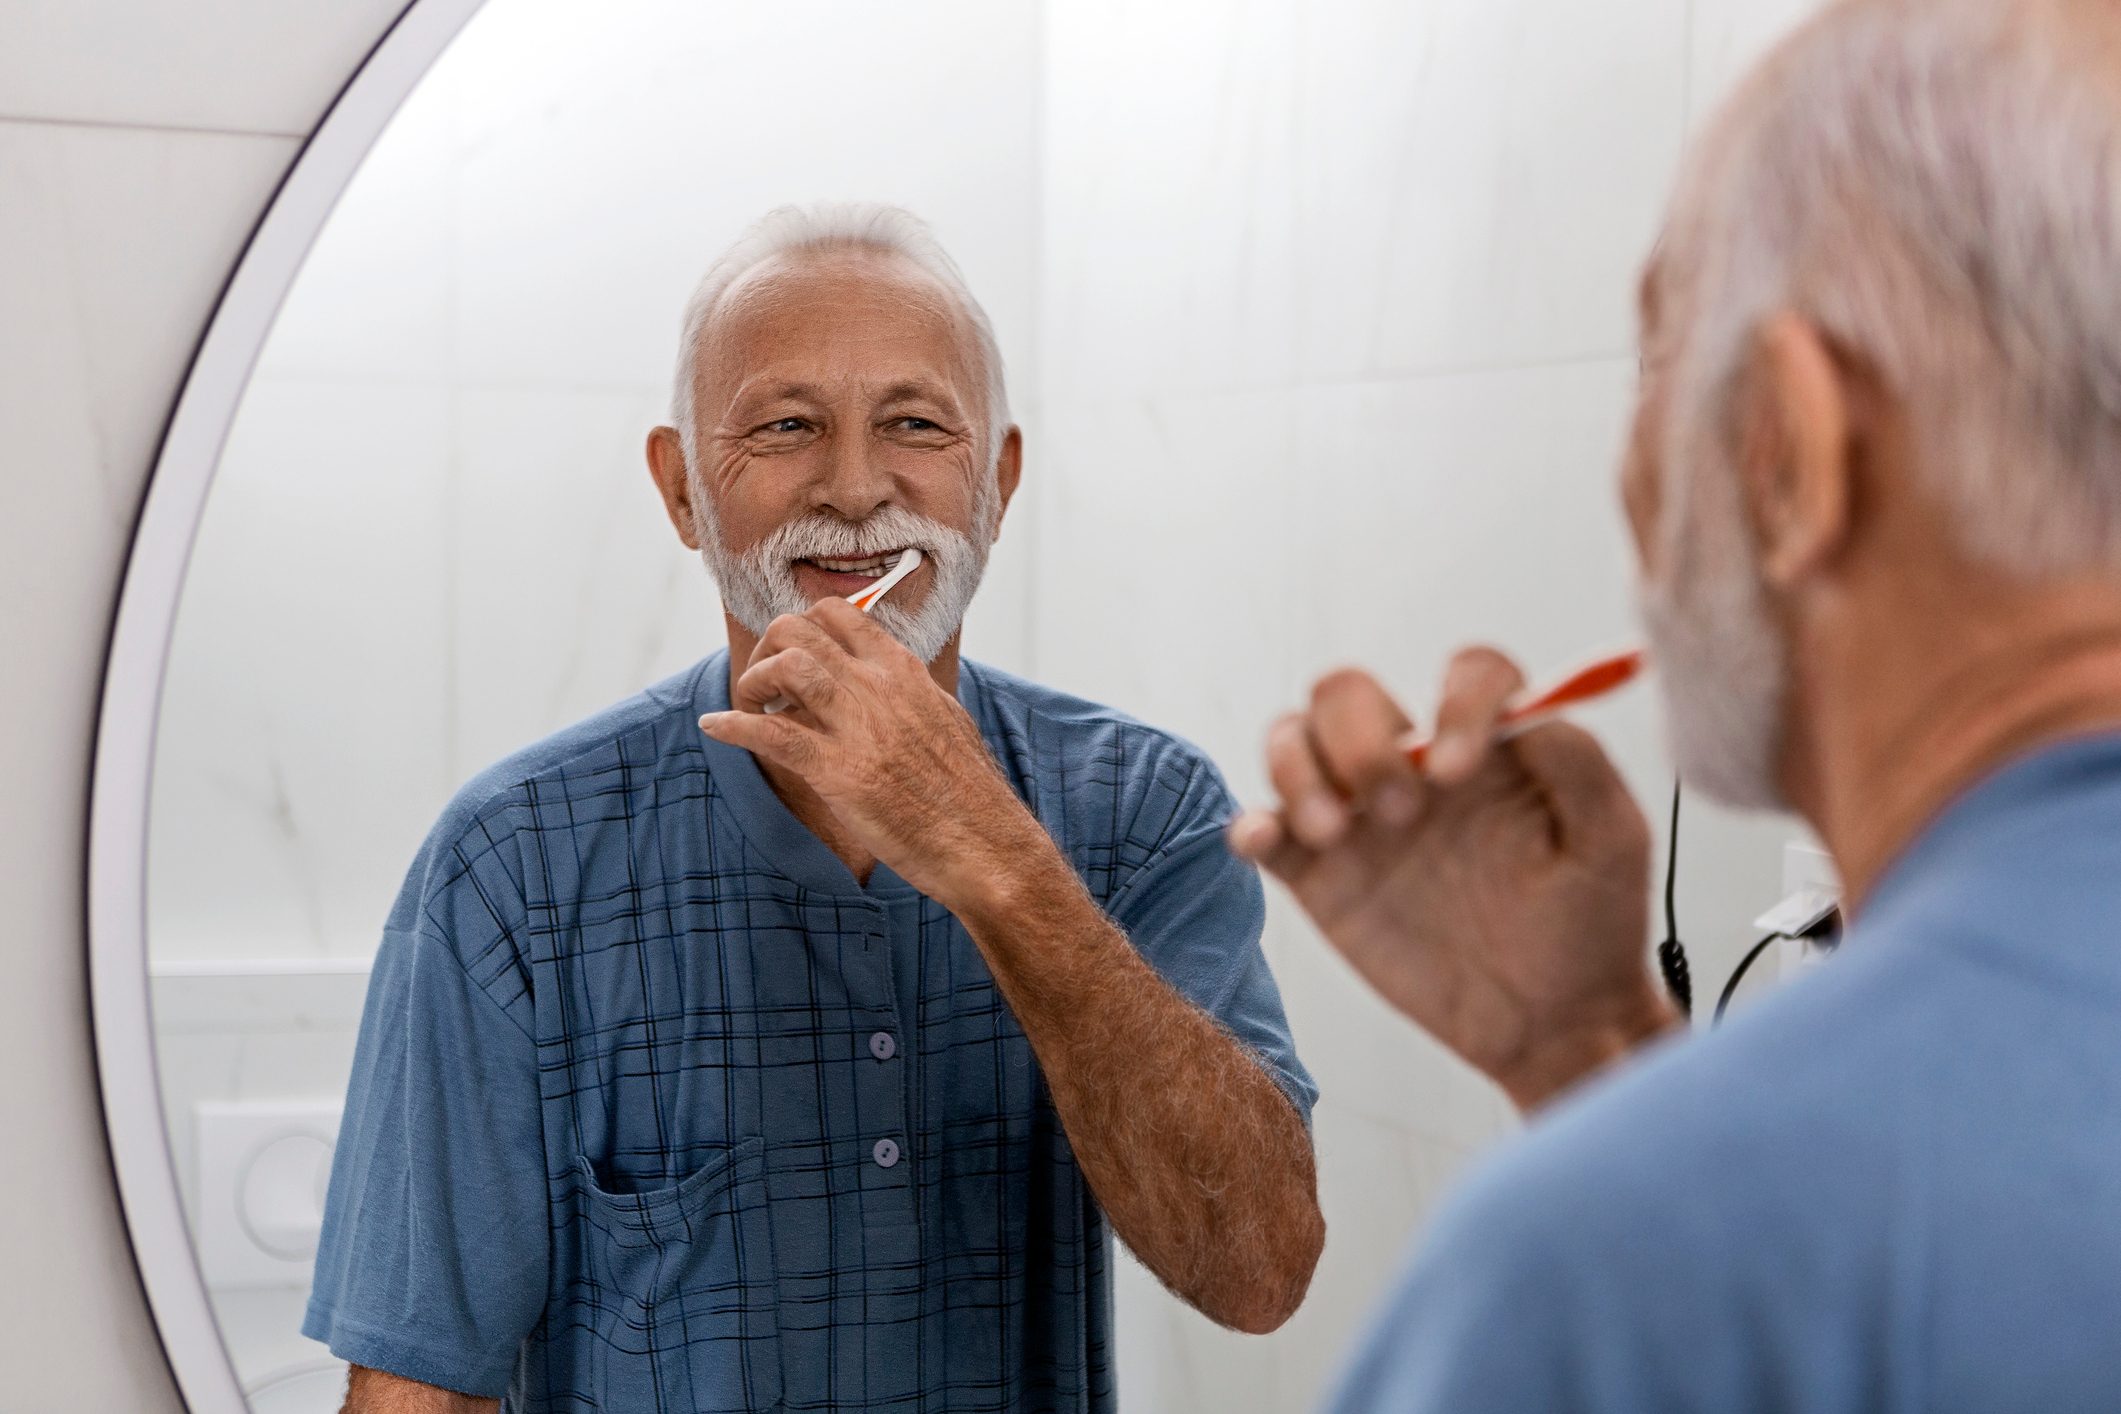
[569,1137,784,1413]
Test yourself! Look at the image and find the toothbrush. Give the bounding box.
[1399,647,1647,767]
[845,545,924,611]
[761,547,926,714]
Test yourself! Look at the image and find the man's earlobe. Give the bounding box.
[993,426,1025,530]
[646,424,704,551]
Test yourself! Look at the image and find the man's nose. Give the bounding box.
[812,424,892,521]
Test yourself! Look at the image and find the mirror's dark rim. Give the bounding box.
[83,3,487,1407]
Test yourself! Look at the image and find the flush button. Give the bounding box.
[872,1138,901,1169]
[868,1031,897,1061]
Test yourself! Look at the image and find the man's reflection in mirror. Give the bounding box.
[303,203,1323,1414]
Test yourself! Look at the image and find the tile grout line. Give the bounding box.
[0,110,305,141]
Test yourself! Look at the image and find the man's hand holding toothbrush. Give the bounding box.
[700,589,1040,909]
[1230,647,1681,1112]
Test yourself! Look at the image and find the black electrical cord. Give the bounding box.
[1655,780,1694,1015]
[1714,932,1782,1023]
[1716,908,1844,1023]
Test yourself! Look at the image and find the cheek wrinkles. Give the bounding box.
[710,440,755,493]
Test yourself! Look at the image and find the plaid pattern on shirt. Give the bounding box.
[305,652,1315,1412]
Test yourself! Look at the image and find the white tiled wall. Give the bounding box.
[0,0,405,1404]
[124,0,1827,1410]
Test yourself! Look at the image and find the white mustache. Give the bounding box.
[765,509,941,565]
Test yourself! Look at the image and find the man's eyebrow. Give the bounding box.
[737,380,823,405]
[875,380,957,406]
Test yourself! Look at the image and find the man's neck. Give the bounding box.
[1790,580,2121,913]
[720,610,964,882]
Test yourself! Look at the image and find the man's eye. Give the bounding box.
[898,417,940,431]
[761,418,806,434]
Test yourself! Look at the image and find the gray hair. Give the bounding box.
[669,202,1012,473]
[1661,0,2121,575]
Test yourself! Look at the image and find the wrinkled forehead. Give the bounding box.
[696,250,979,409]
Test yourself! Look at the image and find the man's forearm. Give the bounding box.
[341,1366,498,1414]
[947,838,1324,1333]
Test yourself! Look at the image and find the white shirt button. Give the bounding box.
[869,1031,897,1061]
[872,1138,901,1169]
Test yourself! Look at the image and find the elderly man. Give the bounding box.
[1236,0,2121,1409]
[305,204,1322,1413]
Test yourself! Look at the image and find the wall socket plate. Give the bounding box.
[1777,842,1841,981]
[195,1100,342,1290]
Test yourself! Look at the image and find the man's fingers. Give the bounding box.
[1508,720,1649,860]
[732,647,842,718]
[698,708,821,771]
[1265,713,1349,847]
[752,612,854,672]
[808,594,907,661]
[1227,809,1311,883]
[1427,646,1529,785]
[1308,667,1425,827]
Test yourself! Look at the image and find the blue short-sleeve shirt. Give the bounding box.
[304,652,1314,1412]
[1326,733,2121,1414]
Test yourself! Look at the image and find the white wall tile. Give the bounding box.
[1028,385,1305,798]
[443,0,1039,395]
[153,1031,248,1224]
[1039,0,1303,401]
[0,0,407,134]
[1285,359,1642,687]
[0,122,296,559]
[150,376,454,963]
[1293,0,1687,380]
[448,383,726,776]
[960,397,1040,679]
[231,1028,364,1103]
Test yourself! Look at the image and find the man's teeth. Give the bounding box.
[809,553,899,574]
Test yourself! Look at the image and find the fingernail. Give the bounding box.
[1293,795,1348,846]
[1375,782,1422,827]
[1429,733,1475,779]
[698,713,724,733]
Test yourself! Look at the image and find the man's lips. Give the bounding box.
[793,551,918,596]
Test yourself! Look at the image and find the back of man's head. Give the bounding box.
[1663,0,2121,577]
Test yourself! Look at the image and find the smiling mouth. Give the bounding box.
[799,550,910,577]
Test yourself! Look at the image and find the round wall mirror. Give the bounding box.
[93,1,1796,1408]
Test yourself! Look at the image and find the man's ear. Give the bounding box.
[990,426,1024,536]
[1738,312,1853,588]
[646,425,703,551]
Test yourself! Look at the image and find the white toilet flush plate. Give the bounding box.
[195,1100,342,1289]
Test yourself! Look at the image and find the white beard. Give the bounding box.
[1639,446,1793,811]
[693,482,998,665]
